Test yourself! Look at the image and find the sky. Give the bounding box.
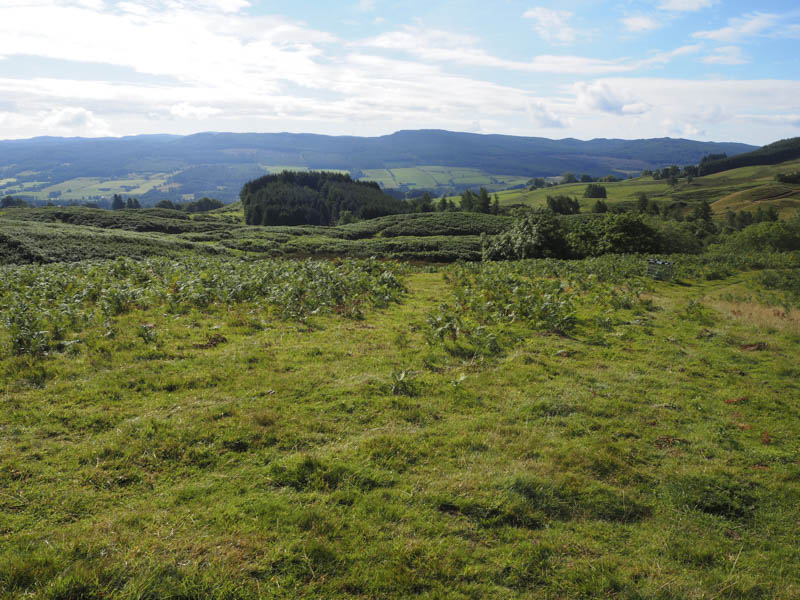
[0,1,798,144]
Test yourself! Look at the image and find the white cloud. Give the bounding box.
[574,82,651,115]
[359,26,694,74]
[694,12,779,43]
[0,1,795,145]
[357,0,375,11]
[74,0,106,9]
[523,7,576,45]
[169,103,223,119]
[528,102,567,128]
[558,78,800,143]
[0,2,336,94]
[741,114,800,127]
[526,55,629,74]
[199,0,251,12]
[658,0,715,11]
[702,45,748,65]
[622,16,661,33]
[40,107,113,136]
[637,44,702,68]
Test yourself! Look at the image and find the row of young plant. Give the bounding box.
[422,250,800,361]
[0,256,407,357]
[423,259,650,360]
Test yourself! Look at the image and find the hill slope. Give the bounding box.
[698,137,800,176]
[496,157,800,218]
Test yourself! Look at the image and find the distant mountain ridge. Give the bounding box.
[0,130,757,203]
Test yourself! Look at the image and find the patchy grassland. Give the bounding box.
[1,252,799,599]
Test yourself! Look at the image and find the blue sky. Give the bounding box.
[0,1,798,144]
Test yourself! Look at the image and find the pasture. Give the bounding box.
[1,252,799,599]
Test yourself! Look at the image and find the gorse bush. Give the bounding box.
[3,206,230,235]
[0,219,219,265]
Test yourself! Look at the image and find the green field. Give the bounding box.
[0,175,173,202]
[360,166,529,192]
[1,252,799,598]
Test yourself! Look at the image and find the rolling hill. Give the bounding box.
[493,157,800,219]
[0,131,756,205]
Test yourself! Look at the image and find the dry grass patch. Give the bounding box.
[708,299,800,334]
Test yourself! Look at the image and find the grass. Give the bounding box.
[494,159,800,218]
[0,175,172,203]
[1,253,799,598]
[360,167,529,192]
[492,178,670,210]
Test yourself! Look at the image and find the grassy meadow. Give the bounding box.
[1,251,799,599]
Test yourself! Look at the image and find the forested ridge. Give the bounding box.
[698,137,800,175]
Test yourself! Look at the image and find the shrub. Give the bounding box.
[546,195,580,215]
[565,213,661,257]
[583,184,607,199]
[716,220,800,252]
[483,210,569,260]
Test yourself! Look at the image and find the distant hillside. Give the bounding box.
[493,156,800,220]
[698,137,800,176]
[0,130,756,205]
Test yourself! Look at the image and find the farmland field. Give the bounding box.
[360,166,529,192]
[0,166,531,206]
[1,251,799,599]
[0,175,172,203]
